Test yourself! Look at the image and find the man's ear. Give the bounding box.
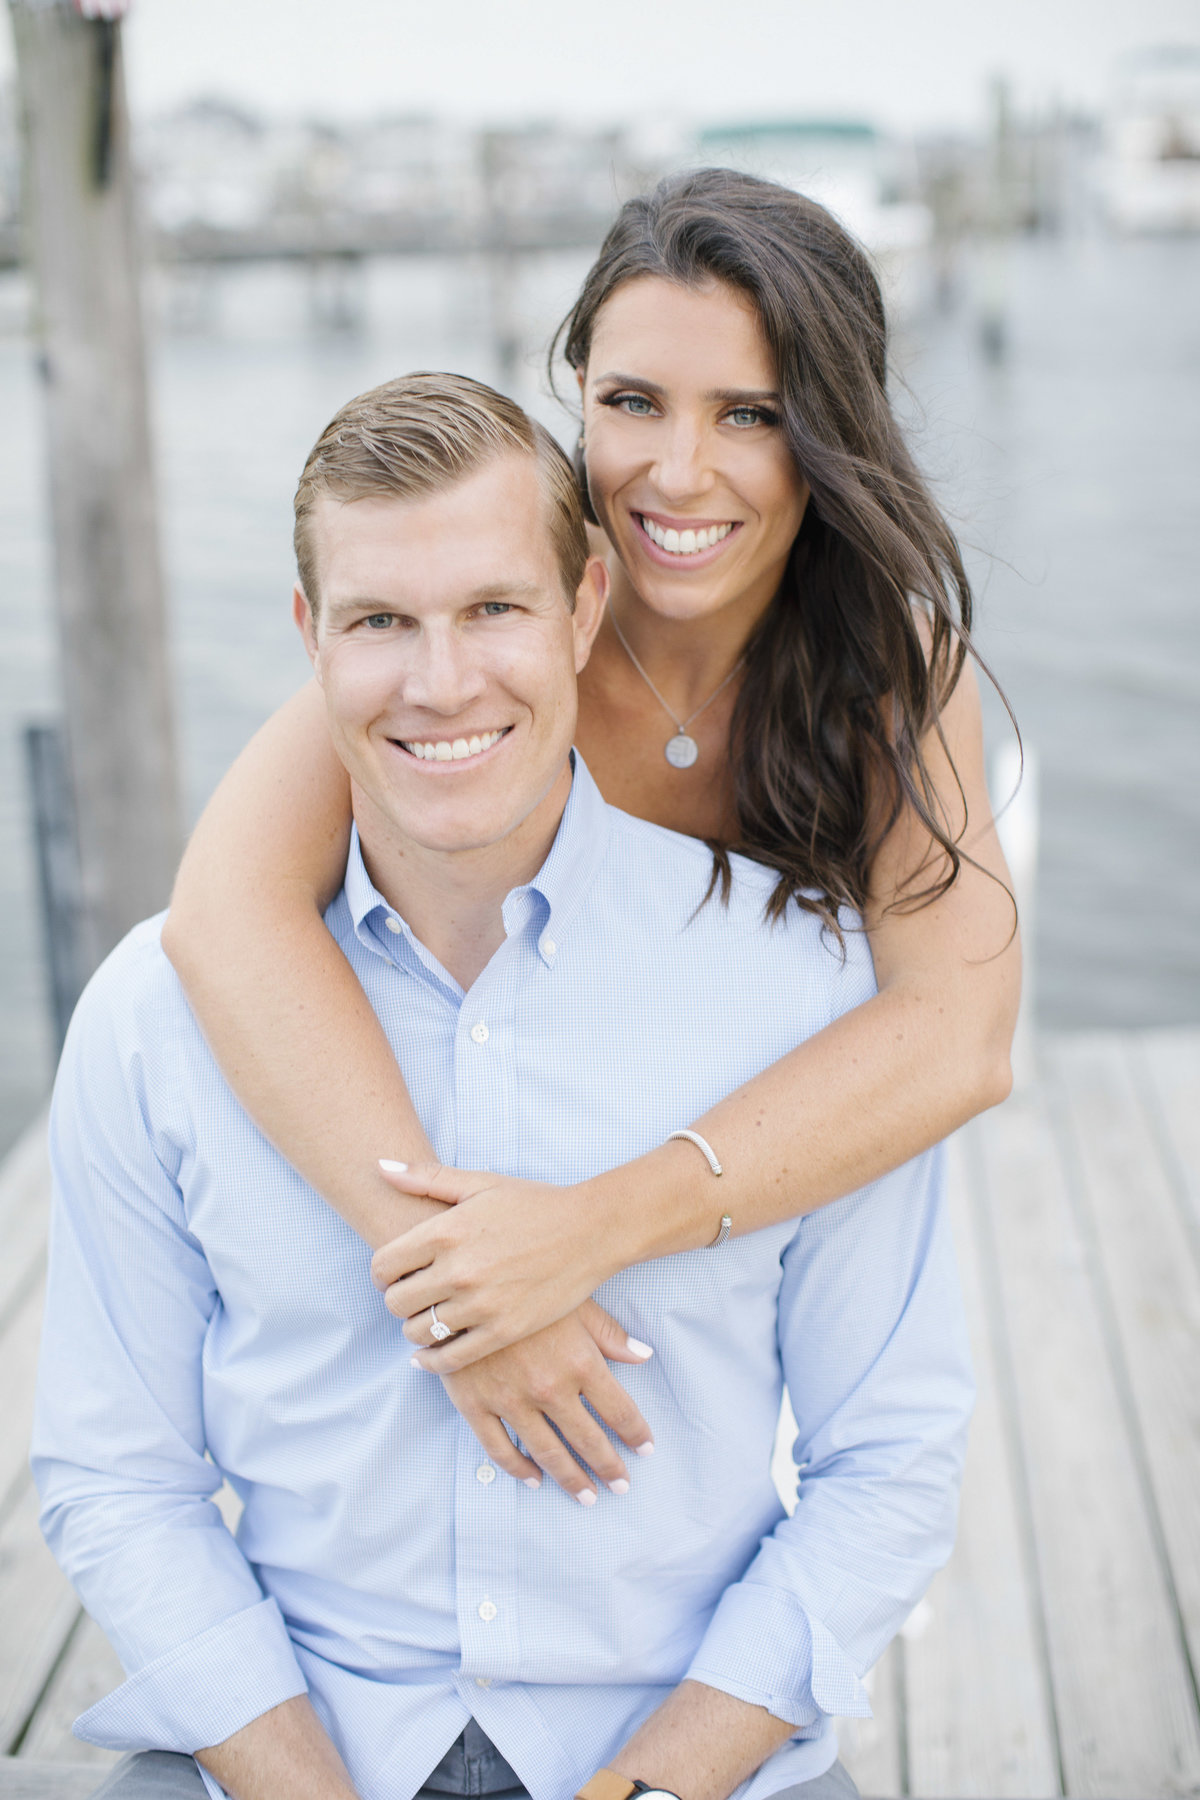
[293,584,323,684]
[571,555,609,674]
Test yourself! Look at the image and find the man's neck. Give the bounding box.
[352,764,572,991]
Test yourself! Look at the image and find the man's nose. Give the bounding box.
[651,417,715,503]
[402,627,489,715]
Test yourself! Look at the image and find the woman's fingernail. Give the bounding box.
[626,1338,654,1359]
[609,1478,630,1495]
[524,1476,542,1489]
[379,1159,408,1173]
[635,1440,655,1457]
[576,1488,598,1506]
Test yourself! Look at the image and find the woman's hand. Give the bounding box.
[426,1300,656,1503]
[370,1162,639,1370]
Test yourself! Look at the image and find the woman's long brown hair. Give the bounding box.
[553,166,1009,930]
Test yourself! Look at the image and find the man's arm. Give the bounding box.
[197,1697,358,1800]
[607,1682,793,1800]
[32,937,311,1761]
[596,1138,974,1800]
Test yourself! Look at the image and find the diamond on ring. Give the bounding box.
[428,1303,452,1342]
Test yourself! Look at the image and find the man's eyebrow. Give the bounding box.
[591,372,780,406]
[463,581,545,603]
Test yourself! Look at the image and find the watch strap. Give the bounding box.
[575,1774,640,1800]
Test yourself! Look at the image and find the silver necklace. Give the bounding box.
[608,603,745,769]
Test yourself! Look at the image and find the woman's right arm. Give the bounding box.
[162,681,439,1250]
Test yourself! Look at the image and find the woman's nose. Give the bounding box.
[651,419,715,502]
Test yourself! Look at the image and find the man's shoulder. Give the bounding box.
[65,911,197,1062]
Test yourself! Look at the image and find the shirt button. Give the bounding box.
[542,939,556,959]
[476,1463,496,1485]
[384,917,401,934]
[478,1599,498,1622]
[470,1021,489,1044]
[475,1676,492,1689]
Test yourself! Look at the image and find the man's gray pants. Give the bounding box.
[87,1749,862,1800]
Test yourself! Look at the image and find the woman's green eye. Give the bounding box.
[728,407,767,428]
[621,394,655,415]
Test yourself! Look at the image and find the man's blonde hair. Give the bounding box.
[294,372,588,610]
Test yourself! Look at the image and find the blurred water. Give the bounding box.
[0,234,1197,1153]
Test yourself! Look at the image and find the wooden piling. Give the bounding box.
[8,0,180,971]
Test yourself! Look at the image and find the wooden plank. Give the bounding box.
[1047,1034,1200,1698]
[972,1087,1200,1796]
[19,1619,121,1770]
[902,1132,1060,1797]
[0,1483,81,1755]
[1136,1028,1200,1241]
[840,1641,902,1798]
[0,1113,50,1334]
[0,1285,46,1526]
[0,1761,106,1800]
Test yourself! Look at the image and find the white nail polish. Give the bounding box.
[626,1337,654,1359]
[409,1356,428,1370]
[609,1478,630,1495]
[379,1159,409,1173]
[576,1488,598,1506]
[523,1477,541,1489]
[635,1441,655,1457]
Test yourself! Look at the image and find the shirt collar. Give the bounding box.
[342,750,611,979]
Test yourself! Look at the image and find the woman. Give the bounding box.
[163,168,1018,1501]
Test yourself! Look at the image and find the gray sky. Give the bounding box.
[3,0,1200,131]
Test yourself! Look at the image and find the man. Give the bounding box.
[33,374,972,1800]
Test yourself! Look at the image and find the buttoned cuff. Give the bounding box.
[685,1581,871,1729]
[74,1597,307,1753]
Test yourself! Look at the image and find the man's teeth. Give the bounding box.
[403,729,506,761]
[640,518,733,555]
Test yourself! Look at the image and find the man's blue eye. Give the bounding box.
[365,614,394,629]
[481,602,513,616]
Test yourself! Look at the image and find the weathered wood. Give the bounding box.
[839,1641,902,1799]
[1047,1033,1200,1702]
[0,1284,45,1525]
[972,1088,1200,1796]
[0,1112,49,1336]
[0,1760,106,1800]
[8,0,180,968]
[0,1483,81,1754]
[1136,1028,1200,1242]
[18,1618,121,1769]
[902,1132,1060,1797]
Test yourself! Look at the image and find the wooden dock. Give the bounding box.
[2,1028,1198,1798]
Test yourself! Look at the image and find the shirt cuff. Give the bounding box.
[685,1581,872,1729]
[74,1597,308,1753]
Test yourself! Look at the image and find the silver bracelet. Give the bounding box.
[665,1130,731,1247]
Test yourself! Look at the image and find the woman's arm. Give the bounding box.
[162,681,439,1248]
[373,661,1020,1368]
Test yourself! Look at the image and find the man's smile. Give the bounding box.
[395,726,513,764]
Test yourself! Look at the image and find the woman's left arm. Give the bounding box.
[376,662,1019,1367]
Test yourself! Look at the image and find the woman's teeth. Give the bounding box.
[640,517,733,556]
[403,729,506,762]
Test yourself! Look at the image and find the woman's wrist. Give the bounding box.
[577,1137,724,1275]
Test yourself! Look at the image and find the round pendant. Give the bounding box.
[665,732,699,769]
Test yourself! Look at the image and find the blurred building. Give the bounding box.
[1101,45,1200,232]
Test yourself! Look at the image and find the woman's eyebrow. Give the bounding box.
[705,387,780,405]
[591,371,667,396]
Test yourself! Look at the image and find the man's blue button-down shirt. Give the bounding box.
[33,756,973,1800]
